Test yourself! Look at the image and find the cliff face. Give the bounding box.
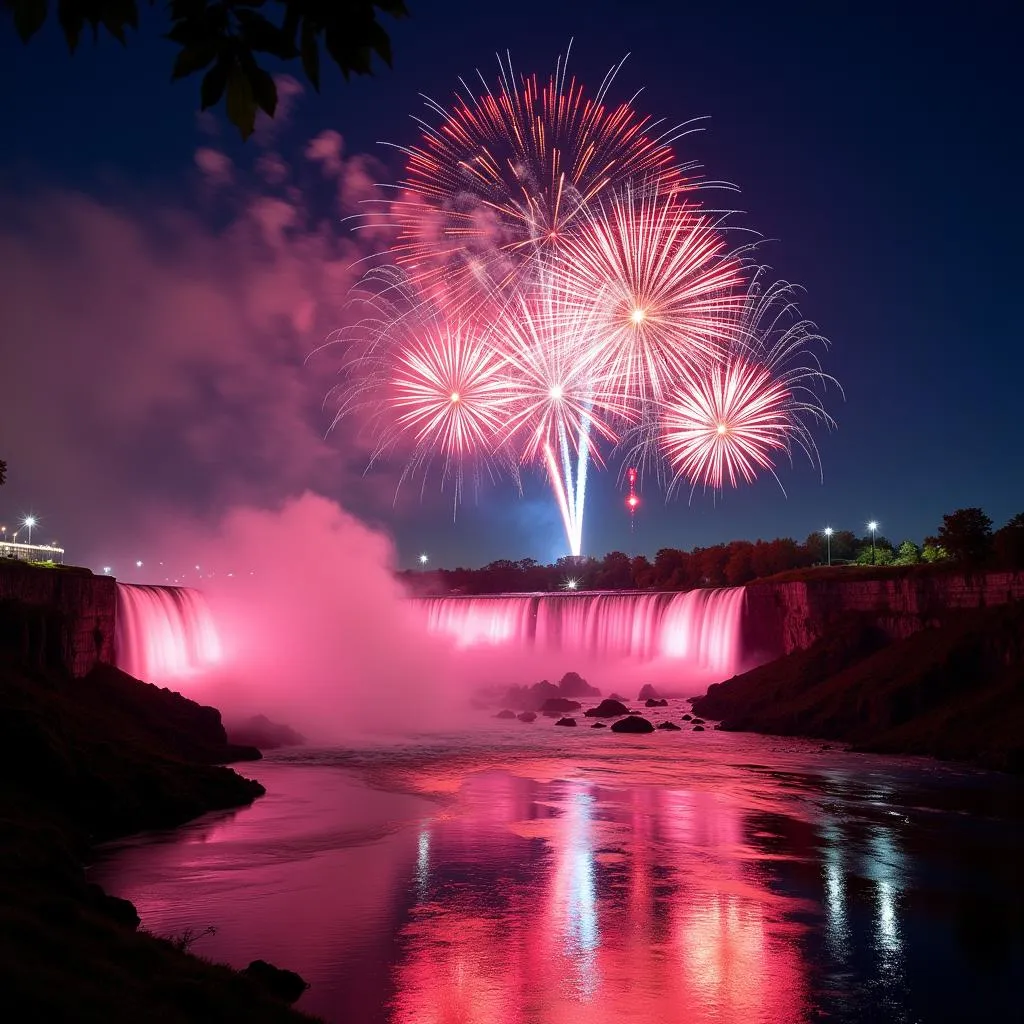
[0,561,116,676]
[743,571,1024,659]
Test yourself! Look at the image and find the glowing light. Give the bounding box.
[630,308,646,325]
[419,553,429,565]
[136,560,143,568]
[549,385,563,401]
[824,527,834,537]
[628,495,638,507]
[868,520,879,532]
[563,577,580,590]
[103,566,111,574]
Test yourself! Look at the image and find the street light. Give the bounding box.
[823,526,834,566]
[419,553,428,565]
[23,515,36,545]
[867,521,879,565]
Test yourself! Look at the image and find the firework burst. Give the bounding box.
[381,48,701,311]
[661,277,839,496]
[554,182,747,405]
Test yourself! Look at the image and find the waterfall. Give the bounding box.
[420,589,747,676]
[115,583,222,682]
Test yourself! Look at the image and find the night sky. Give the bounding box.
[1,3,1020,575]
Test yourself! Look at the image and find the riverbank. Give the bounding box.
[692,601,1024,772]
[0,634,317,1021]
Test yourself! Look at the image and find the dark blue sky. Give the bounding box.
[1,3,1021,572]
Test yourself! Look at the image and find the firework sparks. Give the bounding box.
[661,277,838,495]
[381,49,699,310]
[330,52,839,554]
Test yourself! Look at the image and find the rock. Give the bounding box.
[242,960,309,1004]
[657,721,682,731]
[555,717,577,727]
[611,716,655,734]
[495,709,517,720]
[691,717,705,725]
[591,722,608,728]
[584,698,631,718]
[645,698,668,707]
[638,684,661,701]
[225,714,305,751]
[540,697,582,715]
[84,883,139,929]
[557,671,601,698]
[517,711,537,723]
[681,713,693,721]
[608,692,627,701]
[693,724,705,732]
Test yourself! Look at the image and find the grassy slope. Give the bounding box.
[0,656,318,1022]
[692,603,1024,773]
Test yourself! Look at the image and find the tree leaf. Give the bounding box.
[171,38,218,79]
[56,0,84,52]
[247,60,277,117]
[11,0,48,43]
[200,53,230,109]
[236,8,296,59]
[226,60,257,139]
[300,18,319,91]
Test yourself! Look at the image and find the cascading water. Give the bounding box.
[420,588,747,677]
[115,583,222,683]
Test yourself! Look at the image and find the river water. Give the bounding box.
[90,715,1024,1023]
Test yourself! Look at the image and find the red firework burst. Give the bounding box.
[662,356,794,491]
[383,51,692,308]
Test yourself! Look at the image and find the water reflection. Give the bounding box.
[91,743,1024,1024]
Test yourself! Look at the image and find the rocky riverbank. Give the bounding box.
[0,603,317,1021]
[692,602,1024,773]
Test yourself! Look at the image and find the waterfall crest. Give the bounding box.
[115,583,222,682]
[419,589,746,676]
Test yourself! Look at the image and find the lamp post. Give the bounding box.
[824,527,834,566]
[419,553,428,566]
[868,521,879,565]
[23,515,36,545]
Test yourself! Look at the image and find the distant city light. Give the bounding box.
[103,566,111,574]
[419,553,429,565]
[136,560,143,568]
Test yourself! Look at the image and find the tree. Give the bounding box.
[993,512,1024,570]
[893,540,921,565]
[921,542,948,563]
[0,458,5,486]
[937,507,993,565]
[5,0,408,139]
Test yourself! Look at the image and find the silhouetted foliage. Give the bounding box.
[937,507,993,565]
[5,0,408,138]
[0,458,6,486]
[993,513,1024,570]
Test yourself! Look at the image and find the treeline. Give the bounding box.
[400,507,1024,596]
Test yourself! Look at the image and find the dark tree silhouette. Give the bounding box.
[5,0,408,138]
[0,458,6,486]
[993,512,1024,570]
[937,507,993,565]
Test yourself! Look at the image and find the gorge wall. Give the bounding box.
[0,561,116,676]
[743,571,1024,660]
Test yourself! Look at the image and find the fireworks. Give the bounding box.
[333,50,839,555]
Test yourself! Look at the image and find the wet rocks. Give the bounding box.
[611,716,656,734]
[681,713,693,721]
[555,717,577,727]
[495,709,517,720]
[540,697,582,715]
[645,698,668,708]
[657,721,682,731]
[517,711,537,723]
[591,722,608,728]
[638,684,661,701]
[557,671,601,698]
[693,725,705,732]
[584,698,631,718]
[691,717,706,725]
[242,960,309,1004]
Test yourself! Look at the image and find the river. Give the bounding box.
[90,715,1024,1023]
